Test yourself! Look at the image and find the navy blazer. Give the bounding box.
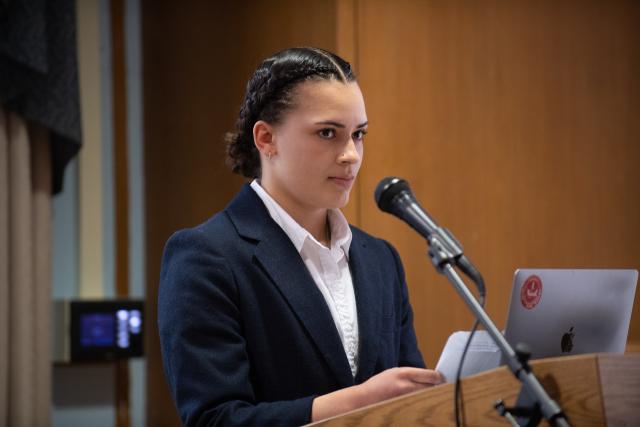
[158,184,425,426]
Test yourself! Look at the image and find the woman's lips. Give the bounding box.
[329,176,355,189]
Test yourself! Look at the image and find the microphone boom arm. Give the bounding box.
[398,192,486,296]
[374,176,569,426]
[426,219,570,426]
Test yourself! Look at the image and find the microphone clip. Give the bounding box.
[427,226,486,298]
[427,227,463,273]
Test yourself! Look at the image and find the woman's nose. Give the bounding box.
[338,138,361,164]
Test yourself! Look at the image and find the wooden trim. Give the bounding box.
[335,0,362,226]
[111,0,130,300]
[110,0,130,426]
[115,360,131,427]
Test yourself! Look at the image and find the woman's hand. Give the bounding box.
[357,367,444,404]
[311,367,444,422]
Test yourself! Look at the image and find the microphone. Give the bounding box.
[375,177,442,242]
[374,176,485,296]
[375,177,570,427]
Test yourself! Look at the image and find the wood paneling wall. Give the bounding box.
[354,0,640,367]
[143,1,639,424]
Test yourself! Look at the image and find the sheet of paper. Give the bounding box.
[435,330,502,383]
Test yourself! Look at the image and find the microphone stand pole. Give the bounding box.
[427,234,570,427]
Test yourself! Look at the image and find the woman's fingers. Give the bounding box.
[397,367,445,385]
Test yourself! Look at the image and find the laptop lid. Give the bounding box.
[503,269,637,360]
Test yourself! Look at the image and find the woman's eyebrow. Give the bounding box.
[314,120,369,128]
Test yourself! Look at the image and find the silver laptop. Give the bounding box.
[503,269,638,360]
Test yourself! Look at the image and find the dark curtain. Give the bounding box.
[0,0,82,194]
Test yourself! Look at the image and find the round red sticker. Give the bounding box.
[521,275,543,309]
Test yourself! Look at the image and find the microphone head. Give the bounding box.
[374,177,412,213]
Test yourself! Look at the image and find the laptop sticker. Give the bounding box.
[521,275,543,309]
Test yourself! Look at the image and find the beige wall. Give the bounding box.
[77,0,106,298]
[143,0,640,423]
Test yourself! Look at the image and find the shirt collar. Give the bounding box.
[250,179,352,257]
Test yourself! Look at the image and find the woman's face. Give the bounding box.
[263,79,367,212]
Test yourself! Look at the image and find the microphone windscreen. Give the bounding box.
[374,177,411,213]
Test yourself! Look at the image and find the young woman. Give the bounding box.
[158,47,443,427]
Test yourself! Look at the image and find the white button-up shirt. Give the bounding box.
[250,180,360,377]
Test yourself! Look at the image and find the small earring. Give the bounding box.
[267,152,272,160]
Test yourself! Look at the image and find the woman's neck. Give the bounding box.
[259,180,330,246]
[293,207,330,247]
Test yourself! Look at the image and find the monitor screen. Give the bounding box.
[80,313,115,347]
[70,300,144,361]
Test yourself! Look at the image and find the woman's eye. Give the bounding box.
[318,128,336,139]
[353,129,367,141]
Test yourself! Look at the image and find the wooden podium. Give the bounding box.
[309,354,640,426]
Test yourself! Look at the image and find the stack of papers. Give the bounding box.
[435,330,502,382]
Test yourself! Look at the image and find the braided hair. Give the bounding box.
[226,47,357,178]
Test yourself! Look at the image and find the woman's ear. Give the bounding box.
[253,120,276,158]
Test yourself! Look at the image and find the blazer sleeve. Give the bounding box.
[158,228,316,427]
[383,240,426,369]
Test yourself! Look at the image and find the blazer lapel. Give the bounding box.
[349,234,383,384]
[227,185,354,388]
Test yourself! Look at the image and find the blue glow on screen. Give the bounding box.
[80,313,115,347]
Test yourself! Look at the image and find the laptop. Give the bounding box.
[436,268,637,381]
[503,268,638,360]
